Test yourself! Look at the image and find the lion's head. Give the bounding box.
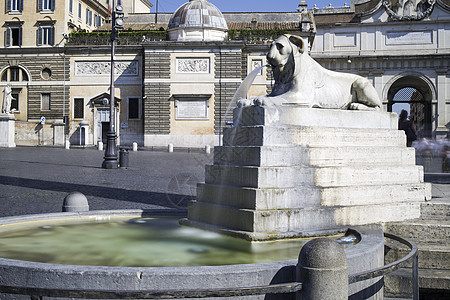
[267,34,306,84]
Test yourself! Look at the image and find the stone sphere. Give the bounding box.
[62,192,89,212]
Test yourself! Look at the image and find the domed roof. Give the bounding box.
[168,0,228,31]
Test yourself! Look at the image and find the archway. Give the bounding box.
[386,74,435,139]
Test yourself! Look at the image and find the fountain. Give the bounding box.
[183,34,430,241]
[0,35,429,299]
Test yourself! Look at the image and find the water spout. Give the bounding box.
[220,64,269,144]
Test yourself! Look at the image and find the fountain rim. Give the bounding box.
[0,209,303,271]
[0,209,375,271]
[0,209,384,296]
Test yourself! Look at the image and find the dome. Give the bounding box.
[168,0,228,41]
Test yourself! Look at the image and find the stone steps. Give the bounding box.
[384,200,450,297]
[384,219,450,244]
[223,126,406,147]
[205,164,424,188]
[188,201,421,236]
[213,145,416,167]
[385,243,450,269]
[420,200,450,220]
[197,183,430,210]
[384,268,450,298]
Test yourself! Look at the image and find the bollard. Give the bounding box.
[65,141,70,149]
[296,238,348,300]
[98,141,103,151]
[62,192,89,212]
[132,142,138,152]
[205,145,211,154]
[168,143,174,152]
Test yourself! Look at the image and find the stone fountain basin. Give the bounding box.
[0,210,384,299]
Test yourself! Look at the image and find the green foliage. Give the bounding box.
[227,29,288,41]
[68,30,169,45]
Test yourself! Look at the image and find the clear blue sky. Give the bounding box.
[154,0,351,13]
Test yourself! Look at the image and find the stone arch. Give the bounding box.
[1,64,31,82]
[383,71,436,138]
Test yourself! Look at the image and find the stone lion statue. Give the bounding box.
[238,34,381,110]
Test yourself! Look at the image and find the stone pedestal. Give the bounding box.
[182,106,431,241]
[52,121,65,146]
[0,114,16,148]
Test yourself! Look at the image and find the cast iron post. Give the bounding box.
[102,1,124,169]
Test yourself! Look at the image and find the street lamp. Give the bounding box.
[102,1,124,169]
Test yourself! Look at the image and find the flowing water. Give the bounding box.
[0,217,356,267]
[220,64,269,144]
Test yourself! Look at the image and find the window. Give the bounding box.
[6,0,23,12]
[78,2,82,20]
[86,8,92,26]
[74,98,84,119]
[69,0,73,14]
[38,0,55,11]
[128,97,140,119]
[41,93,51,110]
[10,67,20,81]
[1,66,28,82]
[5,26,22,47]
[94,14,101,27]
[37,26,55,46]
[10,88,20,111]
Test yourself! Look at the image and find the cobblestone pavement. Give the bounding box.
[0,146,448,218]
[0,146,213,217]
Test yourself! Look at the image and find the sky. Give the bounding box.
[154,0,351,13]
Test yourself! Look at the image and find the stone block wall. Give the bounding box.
[144,52,171,135]
[0,53,68,122]
[28,85,68,120]
[214,51,242,135]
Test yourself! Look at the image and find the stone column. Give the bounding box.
[0,114,16,147]
[297,238,348,299]
[435,69,448,138]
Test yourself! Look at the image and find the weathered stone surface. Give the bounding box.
[0,114,16,148]
[234,106,397,129]
[188,106,429,240]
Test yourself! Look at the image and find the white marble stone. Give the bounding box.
[187,106,429,240]
[0,114,16,148]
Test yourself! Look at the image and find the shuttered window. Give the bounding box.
[6,0,23,12]
[41,93,51,110]
[37,26,54,46]
[5,26,22,47]
[38,0,55,11]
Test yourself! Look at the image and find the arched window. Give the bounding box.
[1,66,28,82]
[1,66,29,112]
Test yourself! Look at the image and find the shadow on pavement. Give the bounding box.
[0,175,188,209]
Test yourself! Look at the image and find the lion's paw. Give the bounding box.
[349,103,380,111]
[236,99,254,107]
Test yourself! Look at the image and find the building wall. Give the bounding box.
[0,0,108,49]
[311,3,450,138]
[68,46,143,146]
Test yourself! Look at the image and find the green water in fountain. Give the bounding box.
[0,217,356,267]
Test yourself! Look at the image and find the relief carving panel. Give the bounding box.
[75,61,139,76]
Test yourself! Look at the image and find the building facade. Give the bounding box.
[0,0,449,148]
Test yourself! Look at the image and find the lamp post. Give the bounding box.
[102,1,124,169]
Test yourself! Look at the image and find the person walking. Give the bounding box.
[398,109,417,147]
